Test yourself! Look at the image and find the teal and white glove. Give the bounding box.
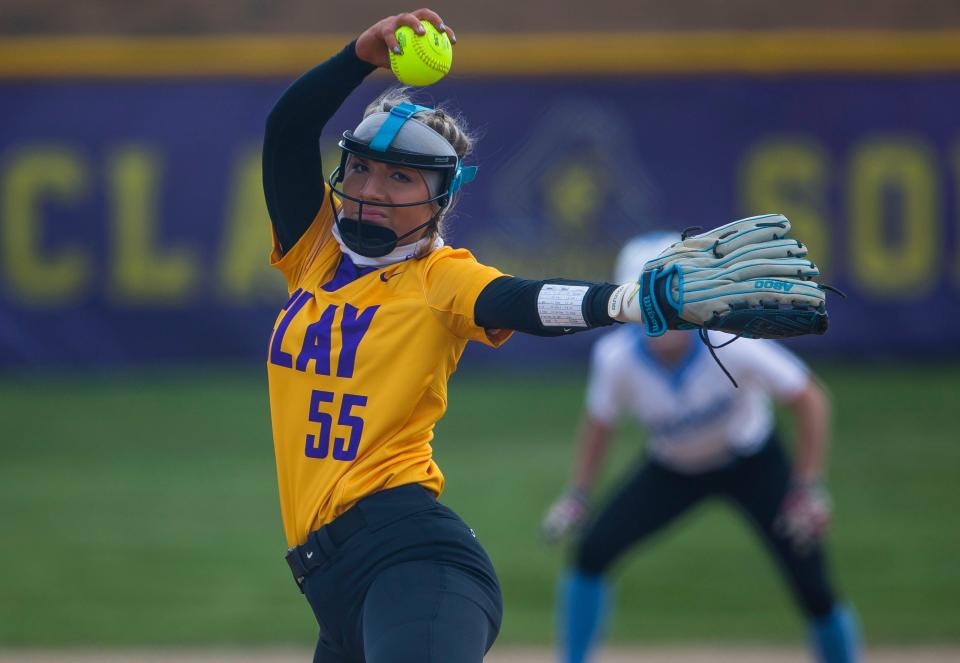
[608,214,831,339]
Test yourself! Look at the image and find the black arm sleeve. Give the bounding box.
[474,276,619,336]
[262,41,376,255]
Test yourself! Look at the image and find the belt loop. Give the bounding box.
[310,526,338,561]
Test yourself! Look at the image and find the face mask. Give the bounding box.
[327,103,478,258]
[328,187,440,258]
[331,216,443,267]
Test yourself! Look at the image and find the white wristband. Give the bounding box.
[607,282,642,323]
[537,284,589,327]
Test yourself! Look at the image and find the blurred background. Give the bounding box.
[1,0,958,659]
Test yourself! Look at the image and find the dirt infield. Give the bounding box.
[3,648,958,662]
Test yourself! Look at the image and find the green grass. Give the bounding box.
[0,363,958,646]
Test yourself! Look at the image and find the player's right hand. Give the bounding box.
[541,489,589,544]
[774,481,832,554]
[355,8,457,68]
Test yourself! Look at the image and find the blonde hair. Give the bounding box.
[363,88,476,244]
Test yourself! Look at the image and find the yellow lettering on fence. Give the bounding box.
[218,147,284,301]
[953,141,960,289]
[1,146,90,304]
[740,137,831,273]
[107,146,197,303]
[848,137,938,296]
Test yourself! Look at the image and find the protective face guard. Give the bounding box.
[326,102,478,257]
[328,134,457,209]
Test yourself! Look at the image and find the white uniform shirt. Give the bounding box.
[586,326,810,473]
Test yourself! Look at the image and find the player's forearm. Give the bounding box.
[790,381,831,483]
[474,276,618,336]
[265,40,375,141]
[263,41,376,254]
[571,417,613,495]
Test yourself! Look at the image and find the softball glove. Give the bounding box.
[609,214,832,339]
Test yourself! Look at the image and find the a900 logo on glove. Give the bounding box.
[753,279,796,292]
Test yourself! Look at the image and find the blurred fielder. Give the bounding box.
[543,233,861,663]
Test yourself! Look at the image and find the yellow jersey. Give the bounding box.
[267,188,512,547]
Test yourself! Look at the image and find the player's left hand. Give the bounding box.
[542,489,589,544]
[775,481,832,554]
[608,214,834,339]
[355,8,456,69]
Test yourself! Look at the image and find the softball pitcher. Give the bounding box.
[542,234,861,663]
[262,8,835,661]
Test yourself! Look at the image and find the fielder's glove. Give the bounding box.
[775,480,832,554]
[541,489,589,544]
[608,214,832,339]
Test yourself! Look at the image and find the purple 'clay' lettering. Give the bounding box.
[296,304,337,374]
[269,290,314,368]
[337,304,380,378]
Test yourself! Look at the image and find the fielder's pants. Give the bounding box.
[574,436,838,619]
[286,484,503,663]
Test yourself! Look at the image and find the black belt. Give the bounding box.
[284,484,436,590]
[285,506,366,590]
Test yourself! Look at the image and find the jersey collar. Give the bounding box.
[631,326,704,391]
[331,218,444,267]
